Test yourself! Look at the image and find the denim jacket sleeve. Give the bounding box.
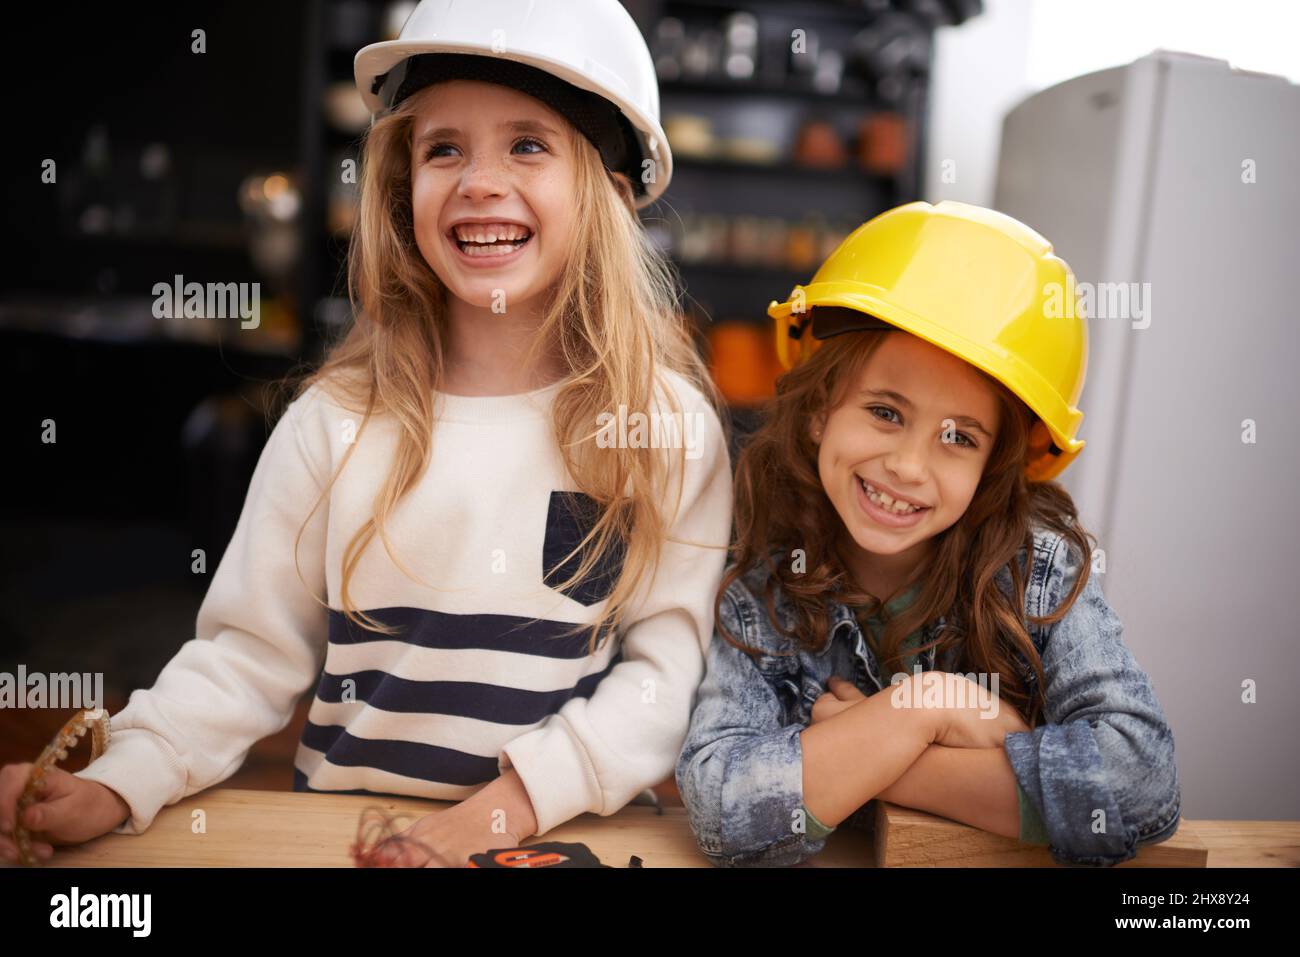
[675,586,827,867]
[1003,533,1182,866]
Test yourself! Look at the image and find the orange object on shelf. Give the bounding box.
[785,222,819,271]
[708,321,781,405]
[794,120,849,168]
[858,112,909,175]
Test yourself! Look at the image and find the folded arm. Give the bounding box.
[877,744,1024,839]
[1003,546,1182,866]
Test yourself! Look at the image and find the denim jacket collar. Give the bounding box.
[819,587,950,692]
[738,552,970,689]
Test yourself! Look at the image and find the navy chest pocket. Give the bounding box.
[542,490,627,607]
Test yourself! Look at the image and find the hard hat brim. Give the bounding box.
[355,40,672,208]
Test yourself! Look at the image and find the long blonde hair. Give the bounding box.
[274,83,722,651]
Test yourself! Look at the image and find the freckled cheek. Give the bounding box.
[525,159,573,208]
[409,177,451,245]
[540,209,577,247]
[529,192,575,247]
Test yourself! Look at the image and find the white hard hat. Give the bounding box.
[354,0,671,207]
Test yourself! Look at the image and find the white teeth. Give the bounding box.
[453,223,530,243]
[461,242,517,257]
[861,478,924,514]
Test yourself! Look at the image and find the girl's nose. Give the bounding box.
[883,433,928,485]
[883,456,925,487]
[458,155,508,201]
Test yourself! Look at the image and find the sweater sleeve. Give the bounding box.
[499,384,733,835]
[74,391,331,834]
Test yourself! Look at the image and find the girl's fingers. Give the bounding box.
[34,766,75,798]
[827,677,866,701]
[0,833,53,862]
[0,763,35,833]
[21,799,48,829]
[811,692,853,723]
[21,791,82,843]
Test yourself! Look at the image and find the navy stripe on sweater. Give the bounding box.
[298,607,621,791]
[327,607,614,658]
[299,721,503,786]
[312,656,617,725]
[297,656,614,788]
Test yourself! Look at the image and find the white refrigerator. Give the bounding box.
[994,50,1300,821]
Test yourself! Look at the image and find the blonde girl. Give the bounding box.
[0,0,731,867]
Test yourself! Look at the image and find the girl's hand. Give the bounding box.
[811,672,1029,746]
[0,764,131,862]
[366,769,539,868]
[810,676,870,724]
[377,801,528,868]
[906,672,1031,749]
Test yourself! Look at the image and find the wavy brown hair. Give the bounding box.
[719,326,1095,727]
[271,83,722,652]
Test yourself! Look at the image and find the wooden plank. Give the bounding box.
[7,788,1296,868]
[872,800,1209,867]
[29,788,873,868]
[1184,821,1300,868]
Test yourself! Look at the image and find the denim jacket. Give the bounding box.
[676,528,1182,867]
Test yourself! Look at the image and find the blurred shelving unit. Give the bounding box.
[637,0,981,415]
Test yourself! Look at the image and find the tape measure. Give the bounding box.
[466,841,625,868]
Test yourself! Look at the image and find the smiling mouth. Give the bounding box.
[450,222,534,257]
[857,476,930,515]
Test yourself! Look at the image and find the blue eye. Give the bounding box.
[513,137,547,154]
[871,405,978,448]
[942,427,977,449]
[423,143,459,161]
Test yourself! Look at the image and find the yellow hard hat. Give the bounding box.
[768,200,1087,482]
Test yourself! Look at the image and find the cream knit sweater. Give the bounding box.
[76,371,732,836]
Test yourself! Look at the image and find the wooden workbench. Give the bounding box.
[13,789,1298,868]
